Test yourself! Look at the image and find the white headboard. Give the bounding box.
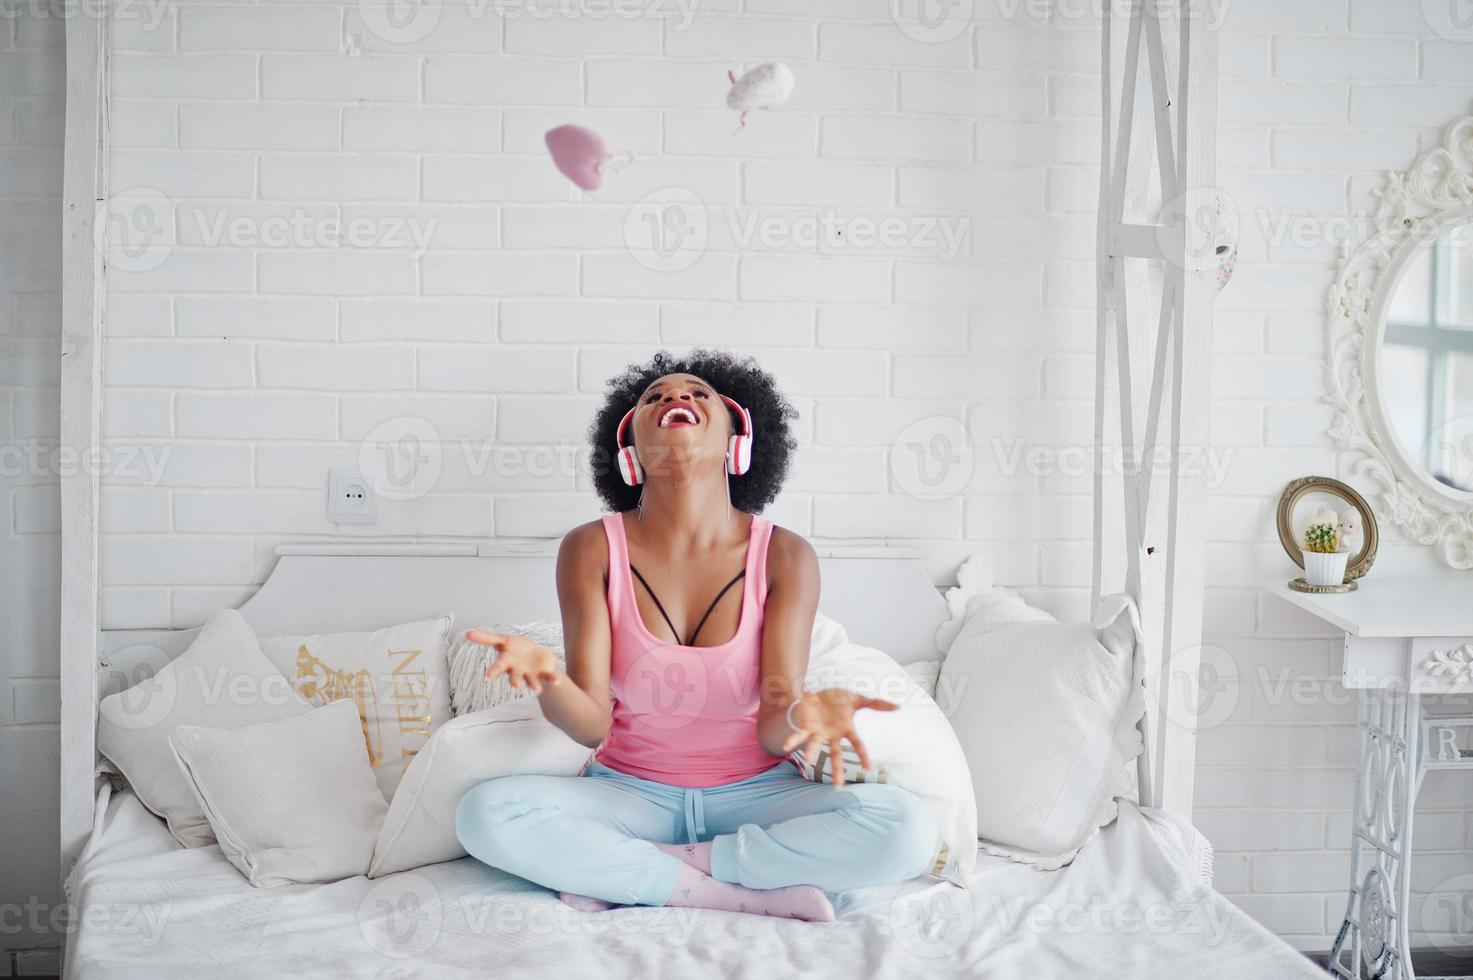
[97,547,951,698]
[76,546,952,868]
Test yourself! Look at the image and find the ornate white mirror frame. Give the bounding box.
[1325,111,1473,570]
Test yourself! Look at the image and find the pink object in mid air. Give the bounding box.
[544,124,608,191]
[726,62,795,132]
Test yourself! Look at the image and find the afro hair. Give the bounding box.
[588,349,799,514]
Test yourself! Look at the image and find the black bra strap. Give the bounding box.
[630,565,746,647]
[685,570,746,647]
[630,565,682,644]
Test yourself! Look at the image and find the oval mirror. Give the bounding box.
[1376,221,1473,500]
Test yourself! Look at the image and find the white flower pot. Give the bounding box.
[1302,550,1349,587]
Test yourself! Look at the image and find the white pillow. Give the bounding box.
[446,621,567,716]
[903,660,941,698]
[937,591,1145,870]
[368,696,591,877]
[934,551,1055,653]
[793,613,978,884]
[97,609,312,847]
[259,615,454,800]
[169,699,388,887]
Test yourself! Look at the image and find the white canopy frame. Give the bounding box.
[1094,1,1218,815]
[56,2,1219,877]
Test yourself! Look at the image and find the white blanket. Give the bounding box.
[66,786,1322,980]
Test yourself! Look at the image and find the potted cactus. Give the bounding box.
[1302,517,1349,586]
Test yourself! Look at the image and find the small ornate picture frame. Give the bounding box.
[1276,476,1380,591]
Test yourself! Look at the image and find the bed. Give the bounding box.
[66,779,1318,980]
[64,549,1325,980]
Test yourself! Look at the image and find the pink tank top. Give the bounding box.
[593,513,783,788]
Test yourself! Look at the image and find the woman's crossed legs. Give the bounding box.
[454,760,938,920]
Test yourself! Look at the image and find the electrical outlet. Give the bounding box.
[328,467,377,525]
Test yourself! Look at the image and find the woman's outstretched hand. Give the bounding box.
[781,688,898,787]
[466,630,561,695]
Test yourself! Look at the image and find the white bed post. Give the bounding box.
[60,4,109,879]
[1096,1,1217,818]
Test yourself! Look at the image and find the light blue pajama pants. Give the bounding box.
[455,759,939,907]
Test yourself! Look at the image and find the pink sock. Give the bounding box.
[558,840,712,913]
[663,864,834,922]
[653,840,713,875]
[558,892,618,913]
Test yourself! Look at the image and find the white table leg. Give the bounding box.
[1329,686,1422,980]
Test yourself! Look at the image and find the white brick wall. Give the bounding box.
[0,4,63,956]
[85,0,1473,954]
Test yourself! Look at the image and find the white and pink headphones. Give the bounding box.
[616,394,754,487]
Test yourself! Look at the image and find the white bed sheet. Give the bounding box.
[66,785,1325,980]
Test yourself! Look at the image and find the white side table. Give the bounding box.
[1264,577,1473,980]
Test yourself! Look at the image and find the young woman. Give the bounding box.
[455,350,938,922]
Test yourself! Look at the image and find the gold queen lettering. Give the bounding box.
[388,648,432,761]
